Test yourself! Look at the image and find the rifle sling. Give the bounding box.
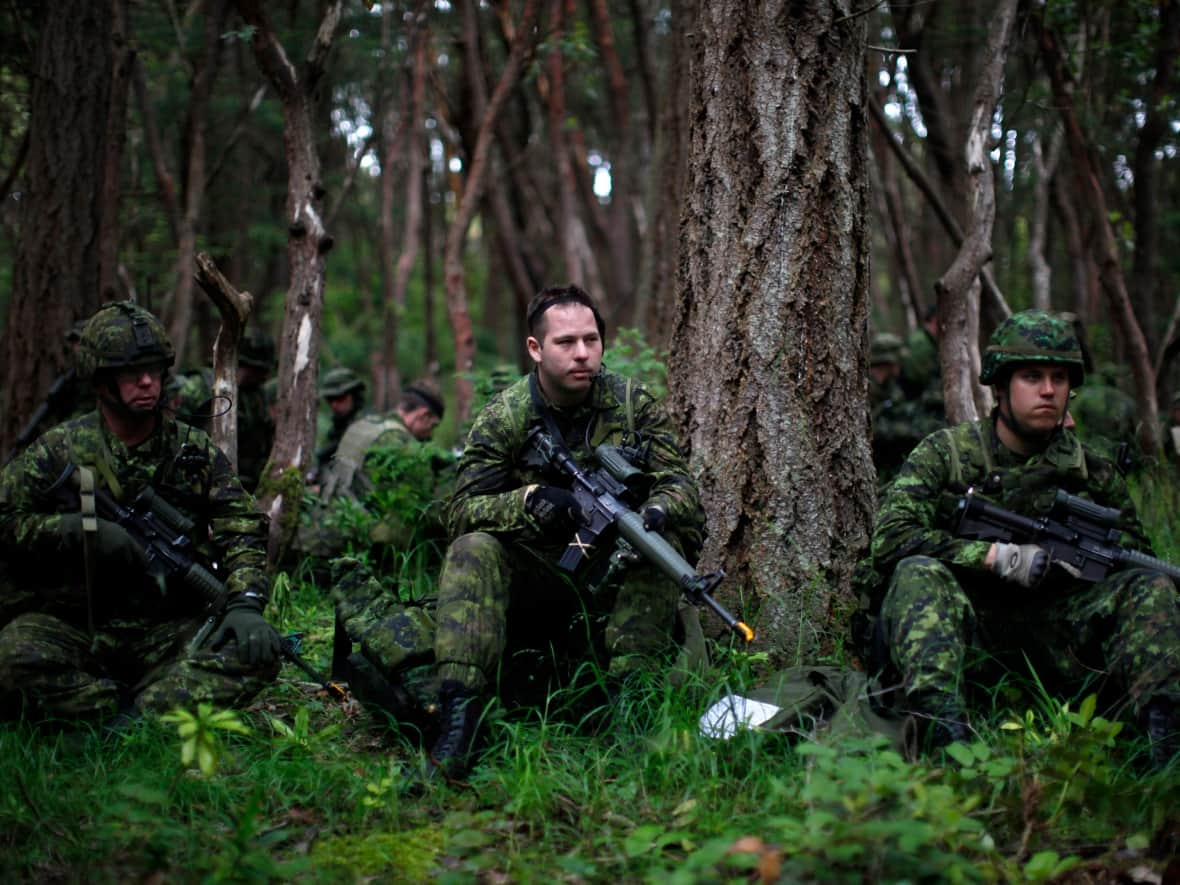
[78,466,99,646]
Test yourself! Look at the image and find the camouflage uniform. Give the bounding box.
[316,368,366,472]
[0,305,277,722]
[1069,370,1140,470]
[900,326,940,401]
[434,370,704,693]
[868,311,1180,735]
[869,333,944,485]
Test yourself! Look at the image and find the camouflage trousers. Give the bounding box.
[433,532,681,692]
[0,611,279,721]
[880,555,1180,718]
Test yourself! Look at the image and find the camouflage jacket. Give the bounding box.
[869,414,1151,582]
[0,411,269,610]
[447,370,704,556]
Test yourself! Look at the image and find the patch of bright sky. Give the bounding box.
[587,150,611,199]
[879,55,927,138]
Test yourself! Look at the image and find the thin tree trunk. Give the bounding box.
[1131,0,1180,353]
[543,0,586,284]
[97,0,131,305]
[1038,17,1163,455]
[934,0,1017,425]
[444,0,539,424]
[1051,172,1093,320]
[637,0,692,345]
[386,17,430,403]
[235,0,342,562]
[1028,129,1060,311]
[167,0,230,368]
[672,0,873,662]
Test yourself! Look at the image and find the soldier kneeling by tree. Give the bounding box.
[0,302,281,729]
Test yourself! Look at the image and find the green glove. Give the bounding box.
[59,513,149,570]
[209,597,281,666]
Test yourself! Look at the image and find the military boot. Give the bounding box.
[1144,698,1180,769]
[905,691,971,751]
[429,680,483,781]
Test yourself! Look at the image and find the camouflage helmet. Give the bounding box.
[240,328,276,370]
[869,332,906,366]
[980,309,1084,388]
[320,367,365,399]
[76,302,175,381]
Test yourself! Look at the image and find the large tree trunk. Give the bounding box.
[235,0,341,562]
[672,0,874,662]
[3,1,117,456]
[933,0,1018,425]
[1038,17,1163,455]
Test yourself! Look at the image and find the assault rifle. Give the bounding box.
[49,463,341,688]
[956,487,1180,584]
[5,370,77,466]
[525,429,754,642]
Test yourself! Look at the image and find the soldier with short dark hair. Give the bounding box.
[0,302,280,726]
[864,309,1180,763]
[426,284,705,779]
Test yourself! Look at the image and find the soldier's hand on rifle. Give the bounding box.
[59,513,149,570]
[991,542,1049,588]
[641,504,668,534]
[210,596,281,666]
[524,484,578,530]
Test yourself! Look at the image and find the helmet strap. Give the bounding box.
[995,385,1061,451]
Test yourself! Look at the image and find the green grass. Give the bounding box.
[5,471,1180,882]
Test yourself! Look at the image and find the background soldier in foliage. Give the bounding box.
[899,303,942,401]
[427,285,705,779]
[0,302,280,726]
[864,310,1180,762]
[869,332,943,486]
[299,381,448,567]
[316,367,366,474]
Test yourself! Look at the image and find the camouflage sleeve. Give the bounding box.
[202,441,271,599]
[870,431,992,575]
[630,388,704,533]
[0,429,77,558]
[1085,456,1155,555]
[446,396,532,538]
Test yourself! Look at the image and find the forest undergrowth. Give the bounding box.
[2,462,1180,883]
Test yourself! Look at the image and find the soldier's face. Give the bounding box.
[526,303,603,405]
[113,364,164,413]
[404,405,440,441]
[1001,364,1070,434]
[327,393,355,417]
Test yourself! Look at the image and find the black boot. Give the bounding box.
[1144,698,1179,770]
[429,681,483,781]
[905,692,970,751]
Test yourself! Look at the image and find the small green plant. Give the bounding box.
[159,703,250,776]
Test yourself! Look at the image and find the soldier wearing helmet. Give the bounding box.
[869,332,943,486]
[0,302,280,729]
[316,367,366,473]
[861,309,1180,764]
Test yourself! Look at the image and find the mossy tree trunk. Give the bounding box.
[670,0,875,663]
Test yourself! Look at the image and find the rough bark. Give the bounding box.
[933,0,1017,425]
[235,0,341,562]
[3,1,115,456]
[194,252,252,467]
[671,0,874,662]
[1038,17,1163,455]
[444,0,539,424]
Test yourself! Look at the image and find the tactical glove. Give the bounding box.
[210,596,281,666]
[992,542,1049,588]
[641,504,668,533]
[59,513,149,570]
[524,485,579,530]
